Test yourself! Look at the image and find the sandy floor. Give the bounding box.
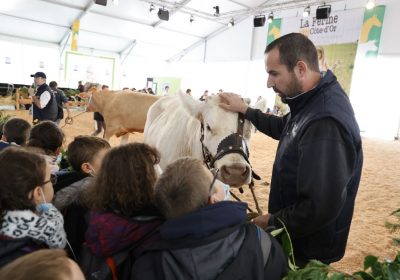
[4,109,400,273]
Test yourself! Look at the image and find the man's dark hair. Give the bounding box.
[67,136,110,172]
[3,118,31,145]
[265,33,319,72]
[49,81,57,89]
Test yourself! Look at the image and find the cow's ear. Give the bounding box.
[251,97,267,112]
[178,90,203,119]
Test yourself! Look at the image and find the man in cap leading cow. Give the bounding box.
[28,72,58,124]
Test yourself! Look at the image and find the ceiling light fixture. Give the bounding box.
[149,3,156,14]
[268,11,274,23]
[213,6,220,17]
[228,18,234,27]
[253,15,266,27]
[158,7,169,21]
[303,6,311,17]
[190,14,194,23]
[366,0,376,10]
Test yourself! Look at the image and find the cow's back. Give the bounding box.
[104,92,160,133]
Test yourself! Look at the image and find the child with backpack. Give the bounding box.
[0,148,66,267]
[80,143,164,280]
[53,136,110,258]
[132,157,287,280]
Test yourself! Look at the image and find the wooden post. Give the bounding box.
[15,88,20,110]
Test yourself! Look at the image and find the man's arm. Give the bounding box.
[219,92,287,139]
[30,91,50,109]
[269,118,357,238]
[245,107,287,140]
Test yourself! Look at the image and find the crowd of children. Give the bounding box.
[0,117,287,280]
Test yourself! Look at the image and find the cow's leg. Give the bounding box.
[120,134,130,145]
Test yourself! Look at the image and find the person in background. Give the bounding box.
[91,85,108,137]
[163,85,170,96]
[199,90,209,101]
[77,81,85,93]
[0,249,84,280]
[28,72,58,124]
[0,118,31,150]
[186,89,192,96]
[49,81,71,126]
[219,33,363,266]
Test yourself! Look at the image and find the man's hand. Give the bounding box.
[28,87,35,97]
[252,213,271,230]
[219,92,249,114]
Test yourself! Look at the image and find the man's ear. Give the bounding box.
[81,162,92,174]
[295,61,308,78]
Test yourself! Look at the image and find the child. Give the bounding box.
[0,249,84,280]
[53,136,110,257]
[0,148,66,267]
[0,118,31,150]
[27,121,64,173]
[81,143,164,279]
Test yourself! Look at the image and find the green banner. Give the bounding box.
[267,18,282,45]
[359,5,385,57]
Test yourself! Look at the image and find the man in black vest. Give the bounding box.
[28,72,58,123]
[219,33,363,266]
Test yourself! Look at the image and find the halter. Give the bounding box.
[199,112,263,214]
[200,113,249,170]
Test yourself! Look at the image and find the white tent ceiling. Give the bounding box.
[0,0,340,61]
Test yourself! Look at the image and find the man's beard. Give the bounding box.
[273,74,302,104]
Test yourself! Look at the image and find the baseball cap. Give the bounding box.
[30,72,46,79]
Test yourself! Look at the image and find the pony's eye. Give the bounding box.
[206,124,212,131]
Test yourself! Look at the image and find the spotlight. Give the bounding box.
[149,3,156,14]
[366,0,375,10]
[213,6,220,16]
[190,14,194,23]
[228,18,234,27]
[303,6,310,17]
[157,7,169,21]
[267,12,274,23]
[94,0,107,6]
[253,15,266,27]
[316,4,331,19]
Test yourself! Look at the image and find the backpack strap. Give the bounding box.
[256,226,272,266]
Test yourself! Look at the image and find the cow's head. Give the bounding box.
[178,91,254,187]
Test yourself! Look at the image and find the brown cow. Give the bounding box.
[87,90,161,144]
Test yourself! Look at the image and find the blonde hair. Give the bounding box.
[155,157,210,219]
[0,249,75,280]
